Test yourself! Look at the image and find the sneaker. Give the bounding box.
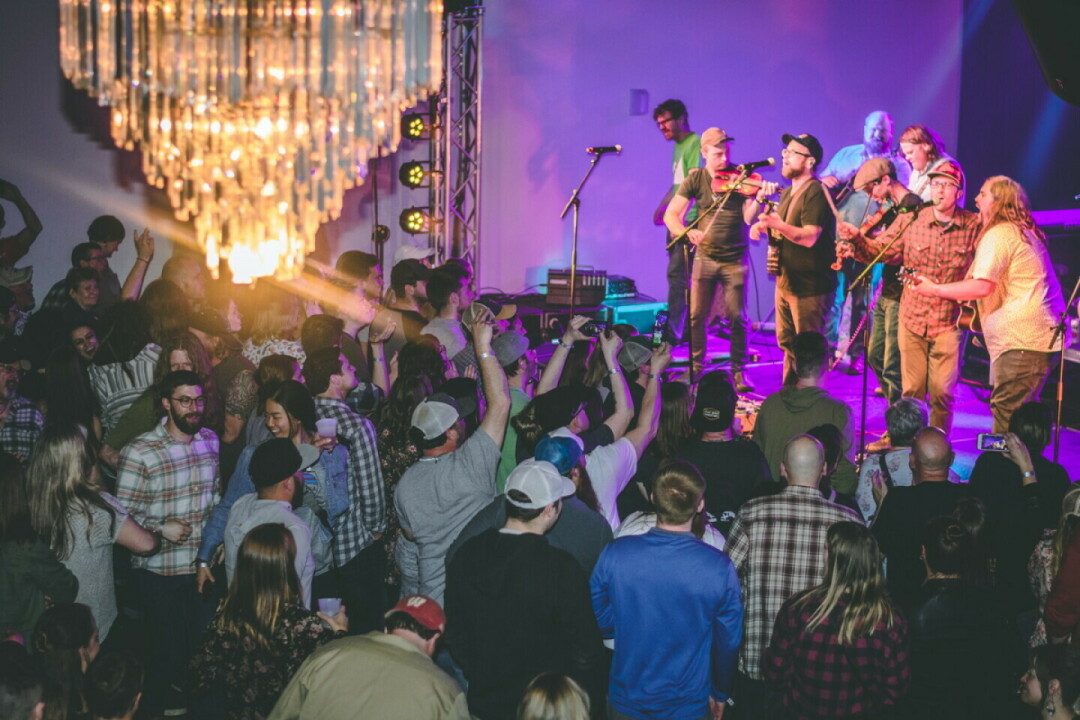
[845,357,864,376]
[865,432,892,454]
[734,371,754,394]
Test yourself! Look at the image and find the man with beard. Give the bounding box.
[664,127,777,388]
[379,257,431,361]
[750,133,838,385]
[820,112,909,374]
[223,438,320,607]
[115,370,219,718]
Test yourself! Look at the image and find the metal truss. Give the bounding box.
[431,3,483,274]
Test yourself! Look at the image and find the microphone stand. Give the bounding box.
[1048,273,1080,462]
[833,211,919,457]
[560,153,610,316]
[665,170,747,383]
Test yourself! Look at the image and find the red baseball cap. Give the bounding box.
[385,595,446,631]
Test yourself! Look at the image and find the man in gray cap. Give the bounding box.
[223,437,321,607]
[394,321,510,603]
[445,459,605,720]
[492,329,534,492]
[750,132,838,386]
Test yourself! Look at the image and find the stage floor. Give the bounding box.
[670,327,1080,481]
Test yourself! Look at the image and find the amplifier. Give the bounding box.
[601,295,665,334]
[546,267,607,306]
[605,275,638,299]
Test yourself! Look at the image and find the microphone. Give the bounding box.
[586,145,622,155]
[898,198,938,214]
[736,157,776,172]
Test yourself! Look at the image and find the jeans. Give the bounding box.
[899,324,963,433]
[775,288,830,385]
[868,296,902,402]
[990,349,1056,432]
[334,541,386,635]
[666,239,692,342]
[691,255,748,374]
[826,260,875,360]
[131,571,217,716]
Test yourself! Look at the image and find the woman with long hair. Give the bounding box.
[764,521,909,718]
[240,286,305,366]
[26,424,164,642]
[517,672,590,720]
[1031,487,1080,646]
[195,380,345,597]
[31,602,100,720]
[1020,644,1080,720]
[617,380,694,519]
[910,175,1068,432]
[101,331,224,465]
[375,372,433,598]
[0,452,78,640]
[190,523,346,720]
[244,353,303,448]
[44,345,101,441]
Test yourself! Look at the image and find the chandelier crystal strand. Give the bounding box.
[59,0,442,283]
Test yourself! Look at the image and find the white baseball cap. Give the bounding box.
[505,459,577,509]
[410,393,461,439]
[393,244,435,266]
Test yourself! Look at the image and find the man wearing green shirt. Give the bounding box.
[652,99,701,344]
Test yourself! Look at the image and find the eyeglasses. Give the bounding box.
[170,395,206,409]
[781,148,811,159]
[655,116,676,128]
[0,363,20,375]
[929,180,958,189]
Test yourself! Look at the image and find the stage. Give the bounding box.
[669,325,1080,481]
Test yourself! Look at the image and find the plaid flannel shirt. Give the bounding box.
[853,206,981,338]
[315,397,386,565]
[115,421,220,576]
[764,593,910,718]
[0,395,44,463]
[725,485,862,680]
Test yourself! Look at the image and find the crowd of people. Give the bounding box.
[0,175,1074,720]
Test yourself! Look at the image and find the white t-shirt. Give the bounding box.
[584,437,638,530]
[615,511,725,550]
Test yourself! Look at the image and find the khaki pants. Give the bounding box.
[990,349,1055,432]
[898,324,963,433]
[775,287,830,385]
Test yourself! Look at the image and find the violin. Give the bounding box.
[711,170,772,198]
[831,201,896,271]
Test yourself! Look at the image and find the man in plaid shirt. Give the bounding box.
[845,160,980,433]
[306,347,387,634]
[725,434,862,717]
[0,341,43,463]
[115,370,219,717]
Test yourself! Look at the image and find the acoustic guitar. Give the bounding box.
[956,302,982,333]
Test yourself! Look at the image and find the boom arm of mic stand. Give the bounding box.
[846,214,916,292]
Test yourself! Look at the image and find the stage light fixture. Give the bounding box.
[400,207,434,234]
[399,160,432,188]
[401,113,431,140]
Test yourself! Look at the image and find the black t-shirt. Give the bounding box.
[678,437,773,536]
[776,180,837,297]
[676,167,748,263]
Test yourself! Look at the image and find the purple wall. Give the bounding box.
[1,0,964,313]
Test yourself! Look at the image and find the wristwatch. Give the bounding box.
[1022,470,1036,480]
[195,559,211,569]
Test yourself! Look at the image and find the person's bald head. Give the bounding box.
[910,427,954,478]
[780,434,827,487]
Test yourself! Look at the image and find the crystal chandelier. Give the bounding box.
[59,0,443,283]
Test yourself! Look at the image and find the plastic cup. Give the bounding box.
[315,418,338,438]
[317,597,342,616]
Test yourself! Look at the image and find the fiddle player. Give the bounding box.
[664,127,777,388]
[836,158,922,449]
[837,161,979,433]
[908,176,1067,432]
[750,132,837,386]
[820,112,909,375]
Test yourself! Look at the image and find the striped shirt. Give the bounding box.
[725,485,862,680]
[115,420,220,576]
[89,343,161,434]
[314,397,386,565]
[0,395,44,463]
